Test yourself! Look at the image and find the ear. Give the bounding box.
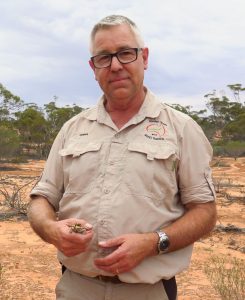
[89,60,98,80]
[142,47,149,70]
[89,60,95,71]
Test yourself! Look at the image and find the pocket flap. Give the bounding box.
[59,142,102,157]
[128,142,176,160]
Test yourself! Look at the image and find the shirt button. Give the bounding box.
[100,220,105,225]
[104,189,110,194]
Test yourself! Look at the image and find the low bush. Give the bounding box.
[204,255,245,300]
[213,141,245,158]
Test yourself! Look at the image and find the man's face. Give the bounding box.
[89,24,148,102]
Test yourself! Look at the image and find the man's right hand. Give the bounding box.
[28,197,93,257]
[47,219,94,257]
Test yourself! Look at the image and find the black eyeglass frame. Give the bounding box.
[90,47,143,69]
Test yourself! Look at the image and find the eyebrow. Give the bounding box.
[94,46,133,56]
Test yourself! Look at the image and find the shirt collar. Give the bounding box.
[136,88,164,119]
[83,88,165,124]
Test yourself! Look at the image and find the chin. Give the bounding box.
[108,88,131,99]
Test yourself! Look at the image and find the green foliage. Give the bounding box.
[166,86,245,150]
[0,125,20,160]
[169,103,207,122]
[169,103,216,140]
[15,106,47,143]
[222,113,245,141]
[227,83,245,102]
[205,95,245,130]
[42,100,84,156]
[223,141,245,157]
[0,86,85,159]
[213,140,245,157]
[0,83,24,122]
[204,255,245,300]
[0,82,244,160]
[14,106,48,158]
[44,100,84,141]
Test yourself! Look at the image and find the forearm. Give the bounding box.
[162,201,217,252]
[27,196,58,244]
[28,196,94,256]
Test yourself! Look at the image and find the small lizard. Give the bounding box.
[68,223,90,234]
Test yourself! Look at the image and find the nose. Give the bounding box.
[110,55,123,71]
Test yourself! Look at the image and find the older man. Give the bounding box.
[28,15,216,300]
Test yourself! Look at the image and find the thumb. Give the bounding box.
[98,236,123,248]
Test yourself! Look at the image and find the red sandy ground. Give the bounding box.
[0,157,244,299]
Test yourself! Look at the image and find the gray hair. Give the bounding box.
[90,15,145,54]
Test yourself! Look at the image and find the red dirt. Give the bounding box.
[0,158,244,299]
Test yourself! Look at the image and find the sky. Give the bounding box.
[0,0,244,111]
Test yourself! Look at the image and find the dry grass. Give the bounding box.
[0,175,38,215]
[204,255,245,300]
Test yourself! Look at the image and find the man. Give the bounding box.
[28,15,217,300]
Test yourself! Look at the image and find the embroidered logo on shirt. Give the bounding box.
[144,120,167,140]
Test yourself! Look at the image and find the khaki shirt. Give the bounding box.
[30,89,215,284]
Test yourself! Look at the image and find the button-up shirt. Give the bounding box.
[30,88,215,284]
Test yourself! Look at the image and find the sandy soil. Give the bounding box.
[0,157,244,300]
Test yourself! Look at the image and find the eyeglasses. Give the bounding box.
[91,47,143,69]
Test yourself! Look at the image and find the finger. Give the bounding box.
[59,231,93,254]
[60,233,93,256]
[94,247,123,267]
[65,230,93,243]
[114,263,120,275]
[102,262,126,275]
[96,264,119,274]
[98,236,123,248]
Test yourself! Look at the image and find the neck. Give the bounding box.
[104,88,146,129]
[105,87,146,111]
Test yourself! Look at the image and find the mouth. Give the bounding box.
[109,77,128,83]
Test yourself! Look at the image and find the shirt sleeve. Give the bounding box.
[30,128,65,211]
[177,118,216,205]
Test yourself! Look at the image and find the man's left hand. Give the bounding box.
[94,233,158,274]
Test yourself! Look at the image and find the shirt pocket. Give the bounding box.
[124,142,177,199]
[59,142,102,194]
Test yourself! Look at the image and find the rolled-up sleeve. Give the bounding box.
[178,118,216,204]
[30,128,65,211]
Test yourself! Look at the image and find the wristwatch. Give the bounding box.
[156,230,170,254]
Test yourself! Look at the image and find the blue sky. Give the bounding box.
[0,0,244,111]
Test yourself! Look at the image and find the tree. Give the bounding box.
[0,125,20,160]
[205,85,245,157]
[0,83,24,123]
[15,106,48,158]
[227,83,245,102]
[205,91,245,131]
[0,84,87,159]
[222,113,245,141]
[168,103,215,139]
[44,100,84,140]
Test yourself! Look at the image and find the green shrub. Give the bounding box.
[204,255,245,300]
[213,141,245,157]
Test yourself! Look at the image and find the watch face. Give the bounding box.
[158,231,170,253]
[159,236,169,251]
